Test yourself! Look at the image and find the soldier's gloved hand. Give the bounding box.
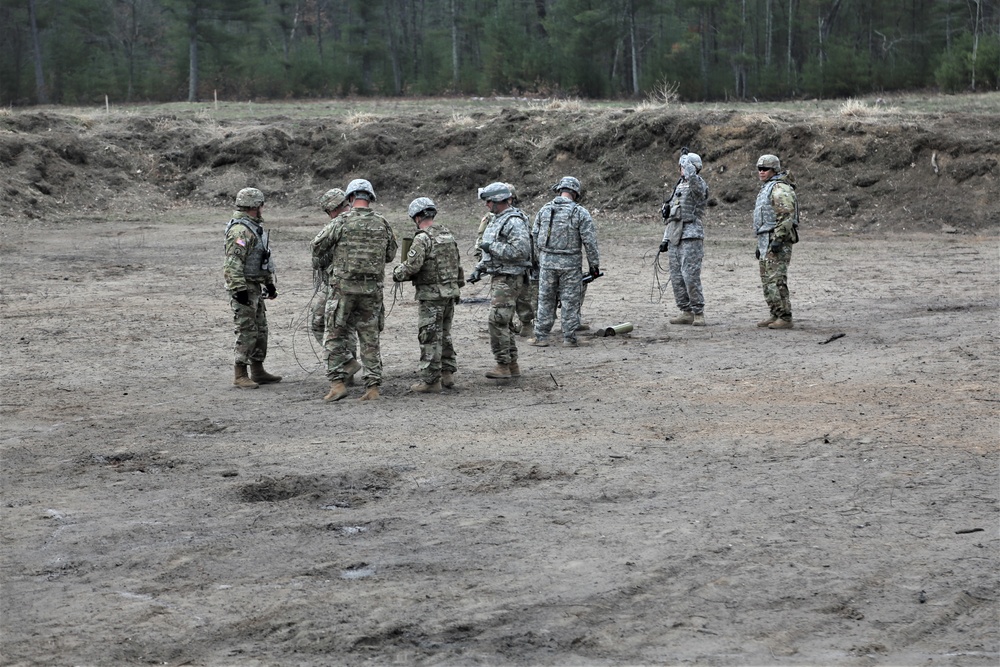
[755,248,761,260]
[769,241,784,255]
[589,265,601,279]
[468,268,481,284]
[233,290,250,306]
[478,241,492,253]
[265,284,277,299]
[660,203,669,220]
[659,241,669,253]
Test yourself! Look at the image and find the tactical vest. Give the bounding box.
[225,216,272,280]
[481,208,532,272]
[412,225,461,287]
[330,210,392,281]
[538,198,583,255]
[753,177,799,236]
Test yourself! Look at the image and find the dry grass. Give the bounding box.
[444,112,476,128]
[544,98,584,111]
[839,97,900,117]
[346,111,379,126]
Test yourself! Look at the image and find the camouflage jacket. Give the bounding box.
[474,207,532,276]
[223,212,275,292]
[753,172,799,255]
[664,173,708,240]
[312,208,398,295]
[393,223,464,301]
[532,196,600,270]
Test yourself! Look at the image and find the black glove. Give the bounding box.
[755,248,761,260]
[478,241,492,253]
[589,265,600,279]
[769,241,784,255]
[265,284,277,299]
[233,290,250,305]
[659,241,669,253]
[660,203,669,220]
[468,269,481,284]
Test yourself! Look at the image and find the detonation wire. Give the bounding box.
[648,249,672,304]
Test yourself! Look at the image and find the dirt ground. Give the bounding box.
[1,101,998,666]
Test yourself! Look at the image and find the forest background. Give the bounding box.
[2,0,999,107]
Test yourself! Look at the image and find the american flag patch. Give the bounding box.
[236,238,246,247]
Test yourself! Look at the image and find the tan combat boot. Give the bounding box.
[410,380,442,393]
[324,381,348,402]
[485,364,511,379]
[692,314,706,326]
[508,361,521,377]
[757,315,778,328]
[249,361,282,384]
[441,371,456,388]
[359,386,380,401]
[233,364,259,389]
[670,311,694,325]
[768,318,794,330]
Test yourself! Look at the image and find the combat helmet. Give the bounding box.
[680,152,703,173]
[478,182,513,203]
[319,188,347,213]
[235,187,265,209]
[345,178,377,201]
[756,154,781,171]
[407,197,437,220]
[551,176,583,199]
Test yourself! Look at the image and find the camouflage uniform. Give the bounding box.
[477,209,538,333]
[532,196,600,344]
[312,208,397,388]
[311,218,359,359]
[224,211,276,365]
[662,165,709,316]
[393,223,464,384]
[472,208,532,366]
[753,171,799,323]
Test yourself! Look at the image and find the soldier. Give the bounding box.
[392,197,465,393]
[475,183,537,336]
[311,189,362,385]
[660,151,709,326]
[312,178,398,401]
[530,176,600,348]
[223,187,281,389]
[753,154,800,329]
[469,182,532,379]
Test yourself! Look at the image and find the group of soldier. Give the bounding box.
[222,151,798,402]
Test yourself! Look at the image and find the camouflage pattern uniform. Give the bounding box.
[532,196,600,345]
[472,208,532,366]
[662,159,709,316]
[753,170,799,324]
[311,220,360,364]
[312,208,397,388]
[477,209,538,334]
[224,211,276,364]
[393,223,464,384]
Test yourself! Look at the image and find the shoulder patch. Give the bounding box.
[236,238,247,247]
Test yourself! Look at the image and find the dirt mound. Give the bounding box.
[1,104,997,231]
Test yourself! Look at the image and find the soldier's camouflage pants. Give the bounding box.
[231,284,268,364]
[416,298,457,383]
[759,244,792,320]
[488,274,528,365]
[324,290,385,387]
[668,238,705,315]
[515,278,538,329]
[312,282,359,358]
[535,264,583,343]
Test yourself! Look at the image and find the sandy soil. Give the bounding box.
[1,204,997,665]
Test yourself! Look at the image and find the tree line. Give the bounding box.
[2,0,997,106]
